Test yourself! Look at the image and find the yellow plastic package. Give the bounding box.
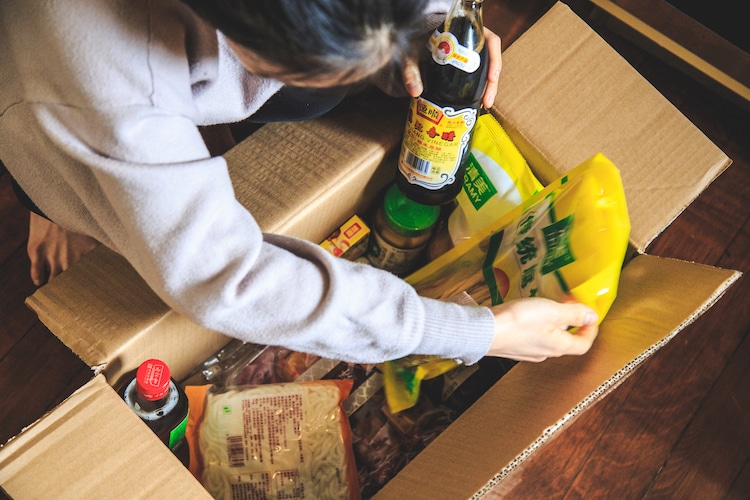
[384,153,631,413]
[448,113,544,245]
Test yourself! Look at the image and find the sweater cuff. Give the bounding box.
[415,296,495,365]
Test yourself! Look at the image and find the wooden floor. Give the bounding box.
[1,1,748,498]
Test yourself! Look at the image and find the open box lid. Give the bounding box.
[0,374,210,499]
[375,255,739,498]
[490,2,731,252]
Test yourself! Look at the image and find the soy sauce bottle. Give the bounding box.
[118,359,191,467]
[396,0,489,206]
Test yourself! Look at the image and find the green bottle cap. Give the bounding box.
[383,184,440,237]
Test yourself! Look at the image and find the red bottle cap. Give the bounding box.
[135,359,171,401]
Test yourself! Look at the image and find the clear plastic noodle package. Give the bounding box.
[385,153,632,412]
[185,380,360,500]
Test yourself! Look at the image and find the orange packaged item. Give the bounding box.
[320,215,371,261]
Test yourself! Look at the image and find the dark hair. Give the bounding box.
[183,0,429,83]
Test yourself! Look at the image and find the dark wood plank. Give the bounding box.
[728,460,750,500]
[0,246,41,357]
[0,321,90,445]
[0,173,29,265]
[610,0,750,83]
[649,316,750,497]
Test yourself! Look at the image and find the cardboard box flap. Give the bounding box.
[24,246,230,384]
[376,255,740,499]
[491,2,731,253]
[0,374,210,499]
[225,88,406,244]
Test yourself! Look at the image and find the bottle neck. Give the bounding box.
[135,390,169,412]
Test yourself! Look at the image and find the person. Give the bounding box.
[0,0,599,366]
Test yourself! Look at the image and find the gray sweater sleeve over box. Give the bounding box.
[0,0,495,364]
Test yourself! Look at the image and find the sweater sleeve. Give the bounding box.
[0,0,495,365]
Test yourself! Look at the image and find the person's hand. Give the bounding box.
[487,297,600,362]
[401,27,503,109]
[27,211,99,286]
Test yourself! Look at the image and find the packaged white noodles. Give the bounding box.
[185,380,360,500]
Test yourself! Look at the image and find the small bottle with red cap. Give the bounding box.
[118,358,190,467]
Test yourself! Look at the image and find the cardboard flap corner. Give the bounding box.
[225,88,407,244]
[0,374,210,499]
[376,255,739,499]
[491,2,731,253]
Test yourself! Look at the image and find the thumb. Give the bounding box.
[402,58,423,97]
[566,303,599,328]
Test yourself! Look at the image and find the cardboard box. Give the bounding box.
[0,4,740,499]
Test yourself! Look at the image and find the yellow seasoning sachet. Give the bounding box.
[384,153,631,413]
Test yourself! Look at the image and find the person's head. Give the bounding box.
[184,0,429,88]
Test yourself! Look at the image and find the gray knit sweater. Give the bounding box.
[0,0,494,364]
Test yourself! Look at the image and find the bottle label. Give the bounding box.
[398,97,477,190]
[169,411,189,449]
[428,30,481,73]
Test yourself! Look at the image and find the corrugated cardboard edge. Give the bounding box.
[491,2,732,253]
[0,374,211,499]
[472,267,742,499]
[375,256,740,499]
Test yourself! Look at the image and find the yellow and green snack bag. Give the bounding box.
[384,153,631,413]
[448,113,544,245]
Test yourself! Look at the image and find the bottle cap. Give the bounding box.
[135,359,171,401]
[383,184,440,237]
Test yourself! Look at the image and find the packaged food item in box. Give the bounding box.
[186,380,360,500]
[320,215,371,261]
[225,345,320,386]
[386,153,631,412]
[447,113,544,246]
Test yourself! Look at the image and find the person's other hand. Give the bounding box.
[401,27,503,109]
[487,297,600,362]
[27,212,99,286]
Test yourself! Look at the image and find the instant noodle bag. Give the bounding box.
[185,380,360,500]
[384,153,631,413]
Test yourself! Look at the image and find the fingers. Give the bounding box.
[482,27,502,109]
[554,302,599,356]
[26,212,99,287]
[567,303,599,328]
[402,58,423,97]
[488,297,600,362]
[28,244,49,287]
